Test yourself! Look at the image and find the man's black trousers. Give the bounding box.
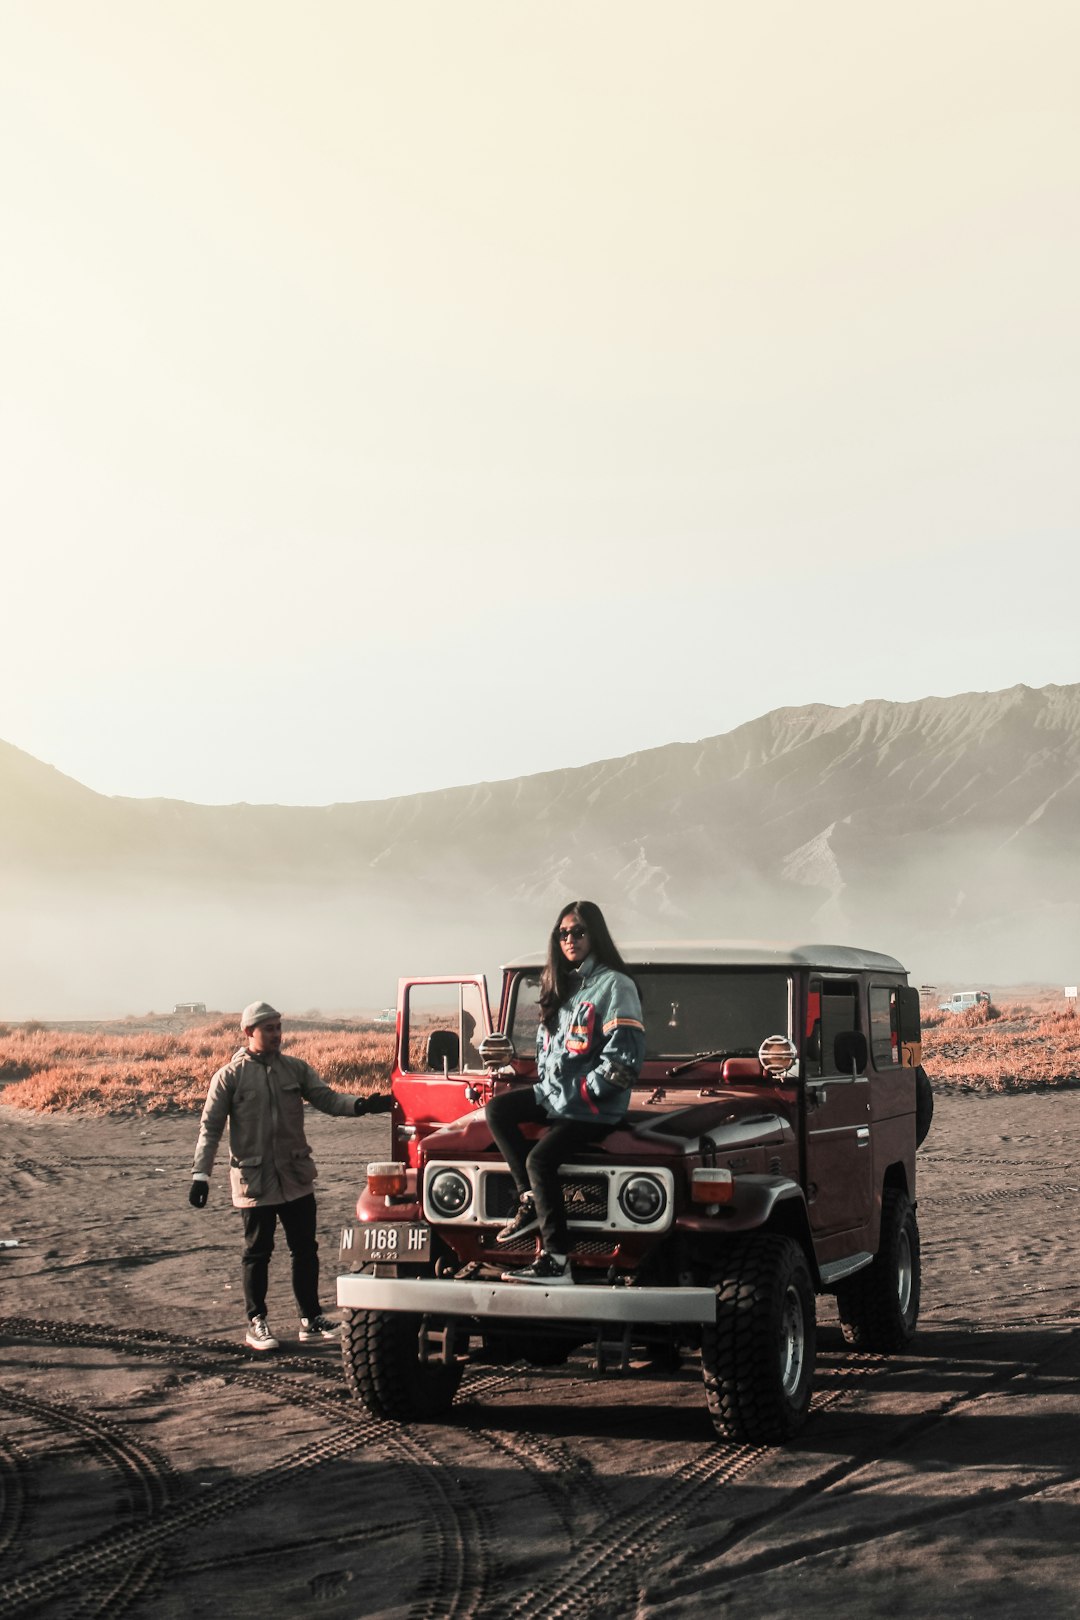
[240,1193,321,1322]
[485,1086,609,1253]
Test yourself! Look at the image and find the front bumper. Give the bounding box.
[336,1273,716,1324]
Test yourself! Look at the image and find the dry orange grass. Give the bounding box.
[921,1000,1080,1092]
[4,999,1077,1114]
[276,1031,396,1090]
[0,1020,396,1116]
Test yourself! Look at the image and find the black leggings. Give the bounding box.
[485,1087,609,1252]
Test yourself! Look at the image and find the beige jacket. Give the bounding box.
[191,1047,360,1208]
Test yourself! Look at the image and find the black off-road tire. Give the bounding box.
[835,1188,921,1352]
[701,1234,816,1444]
[341,1308,463,1421]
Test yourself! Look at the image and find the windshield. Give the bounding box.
[509,969,791,1062]
[639,970,791,1058]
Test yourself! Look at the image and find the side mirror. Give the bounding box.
[479,1031,516,1071]
[833,1030,868,1077]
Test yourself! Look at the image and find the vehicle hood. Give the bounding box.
[416,1092,795,1163]
[628,1093,795,1152]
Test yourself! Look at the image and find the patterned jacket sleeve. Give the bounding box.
[584,974,646,1102]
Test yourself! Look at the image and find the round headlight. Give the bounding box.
[618,1173,666,1225]
[428,1169,471,1218]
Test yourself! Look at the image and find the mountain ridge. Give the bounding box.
[3,681,1078,1014]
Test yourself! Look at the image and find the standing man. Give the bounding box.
[189,1001,391,1352]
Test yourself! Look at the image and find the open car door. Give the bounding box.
[391,976,493,1165]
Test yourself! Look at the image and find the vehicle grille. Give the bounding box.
[483,1232,536,1254]
[570,1238,617,1257]
[425,1161,674,1235]
[483,1174,519,1220]
[483,1171,609,1223]
[481,1233,617,1258]
[557,1176,608,1221]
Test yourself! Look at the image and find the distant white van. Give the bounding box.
[938,990,990,1014]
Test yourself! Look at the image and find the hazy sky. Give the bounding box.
[4,2,1078,807]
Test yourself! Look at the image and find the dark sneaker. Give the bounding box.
[245,1316,280,1352]
[299,1314,342,1341]
[495,1194,540,1246]
[501,1251,573,1286]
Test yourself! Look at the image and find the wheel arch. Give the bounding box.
[867,1160,911,1255]
[687,1189,822,1288]
[881,1159,911,1198]
[759,1192,821,1283]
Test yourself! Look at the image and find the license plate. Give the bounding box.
[339,1223,431,1264]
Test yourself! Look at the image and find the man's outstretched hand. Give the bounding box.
[354,1093,394,1116]
[188,1180,209,1208]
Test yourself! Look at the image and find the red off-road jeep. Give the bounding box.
[337,942,929,1443]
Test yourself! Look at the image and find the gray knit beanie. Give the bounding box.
[240,1001,280,1031]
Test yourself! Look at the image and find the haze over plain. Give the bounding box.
[3,681,1079,1016]
[3,4,1078,811]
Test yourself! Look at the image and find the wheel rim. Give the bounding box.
[779,1283,806,1397]
[896,1226,913,1317]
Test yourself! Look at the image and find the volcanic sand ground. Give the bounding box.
[1,1089,1078,1619]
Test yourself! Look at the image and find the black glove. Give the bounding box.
[354,1092,394,1116]
[188,1179,209,1208]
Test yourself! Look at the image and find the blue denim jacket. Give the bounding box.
[533,956,646,1125]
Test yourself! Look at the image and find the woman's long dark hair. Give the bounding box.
[538,900,631,1031]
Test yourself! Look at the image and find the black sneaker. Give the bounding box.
[495,1194,540,1245]
[298,1313,342,1341]
[502,1251,573,1286]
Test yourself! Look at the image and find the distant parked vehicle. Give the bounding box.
[938,991,990,1014]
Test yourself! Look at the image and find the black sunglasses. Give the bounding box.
[558,926,588,942]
